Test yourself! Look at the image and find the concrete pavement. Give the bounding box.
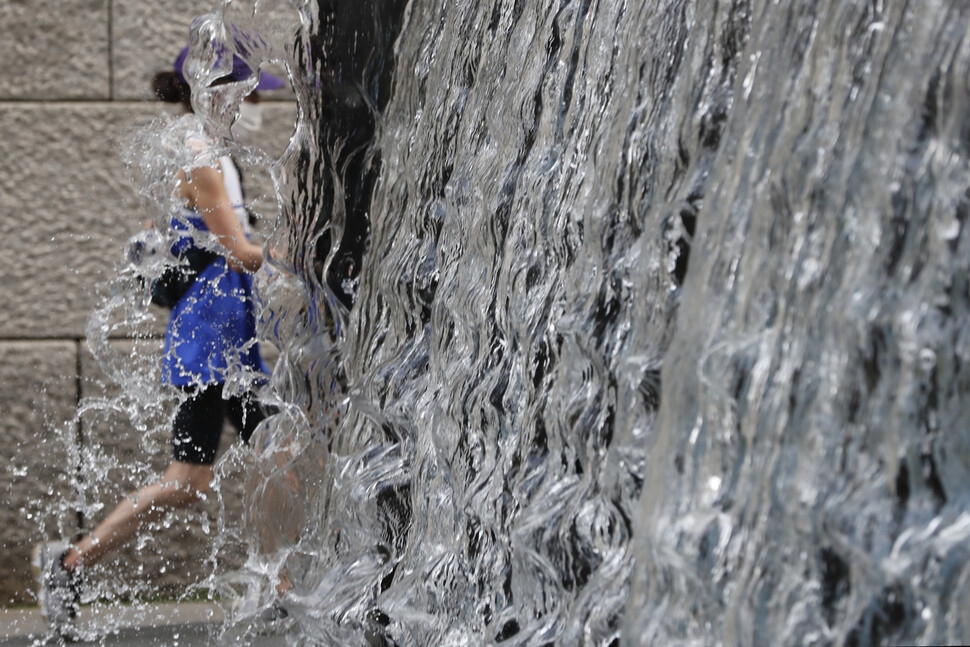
[0,603,287,646]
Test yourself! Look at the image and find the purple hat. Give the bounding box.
[174,45,285,91]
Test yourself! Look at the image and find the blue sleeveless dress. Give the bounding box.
[161,211,268,387]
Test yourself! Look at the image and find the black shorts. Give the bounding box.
[172,383,268,465]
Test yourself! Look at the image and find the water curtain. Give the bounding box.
[186,1,970,645]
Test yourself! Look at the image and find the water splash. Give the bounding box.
[208,1,667,643]
[45,0,970,645]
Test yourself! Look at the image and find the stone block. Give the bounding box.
[111,0,213,101]
[112,0,298,102]
[0,100,296,340]
[0,341,80,606]
[0,102,171,339]
[0,0,109,100]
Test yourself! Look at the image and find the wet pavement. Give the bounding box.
[0,625,286,647]
[0,604,287,647]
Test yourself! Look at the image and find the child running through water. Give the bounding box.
[32,42,284,639]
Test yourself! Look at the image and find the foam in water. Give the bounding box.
[25,0,970,645]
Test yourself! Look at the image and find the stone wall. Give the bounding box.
[0,1,296,606]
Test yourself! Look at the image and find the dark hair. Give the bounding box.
[152,71,192,111]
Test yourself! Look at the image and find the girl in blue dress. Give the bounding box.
[33,46,283,637]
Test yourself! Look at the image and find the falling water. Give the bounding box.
[53,0,970,645]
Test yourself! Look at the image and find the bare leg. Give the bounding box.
[277,571,293,596]
[62,460,213,571]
